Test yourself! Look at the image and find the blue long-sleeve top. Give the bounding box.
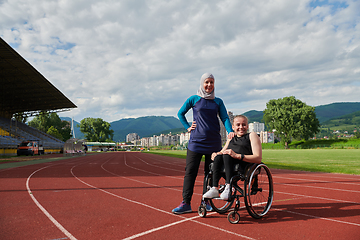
[178,95,233,154]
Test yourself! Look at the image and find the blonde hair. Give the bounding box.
[233,115,248,125]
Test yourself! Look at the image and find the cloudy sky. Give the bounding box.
[1,0,359,123]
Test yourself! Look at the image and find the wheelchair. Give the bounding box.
[198,162,274,224]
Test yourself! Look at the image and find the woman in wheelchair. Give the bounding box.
[203,114,262,200]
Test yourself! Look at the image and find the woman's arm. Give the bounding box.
[211,138,231,160]
[177,95,199,130]
[245,132,262,163]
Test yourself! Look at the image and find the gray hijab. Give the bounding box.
[197,73,215,99]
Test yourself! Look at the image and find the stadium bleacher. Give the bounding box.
[0,116,64,149]
[0,37,77,155]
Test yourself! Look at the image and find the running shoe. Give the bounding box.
[172,201,192,214]
[203,187,219,199]
[220,184,231,200]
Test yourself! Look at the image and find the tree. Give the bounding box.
[263,96,320,148]
[28,111,48,132]
[28,111,71,141]
[47,126,63,140]
[79,118,114,142]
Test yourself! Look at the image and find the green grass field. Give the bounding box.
[147,149,360,175]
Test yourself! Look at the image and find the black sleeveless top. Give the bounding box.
[227,133,253,155]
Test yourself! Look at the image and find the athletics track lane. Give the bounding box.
[0,152,359,239]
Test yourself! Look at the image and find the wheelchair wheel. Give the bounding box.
[244,163,274,219]
[207,174,234,214]
[227,211,240,224]
[198,205,207,218]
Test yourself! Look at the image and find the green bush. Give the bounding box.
[261,138,360,149]
[288,138,359,149]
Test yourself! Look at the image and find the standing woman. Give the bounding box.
[172,73,233,214]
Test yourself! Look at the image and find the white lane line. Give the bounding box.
[274,190,360,226]
[70,164,178,215]
[122,214,255,240]
[71,156,256,240]
[26,166,77,240]
[142,154,187,167]
[145,154,360,185]
[133,155,206,184]
[100,158,184,194]
[108,155,203,192]
[273,207,360,227]
[122,216,202,240]
[276,190,360,205]
[125,154,360,227]
[133,155,185,173]
[274,175,360,186]
[277,172,360,181]
[137,154,360,222]
[121,154,360,205]
[71,166,252,239]
[122,154,360,206]
[275,181,360,193]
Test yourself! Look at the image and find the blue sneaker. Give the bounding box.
[203,200,212,211]
[172,201,192,214]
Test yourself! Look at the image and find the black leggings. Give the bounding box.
[182,149,212,204]
[212,154,249,187]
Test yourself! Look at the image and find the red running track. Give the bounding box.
[0,152,359,240]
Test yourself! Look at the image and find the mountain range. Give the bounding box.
[110,116,183,141]
[62,102,360,142]
[242,102,360,123]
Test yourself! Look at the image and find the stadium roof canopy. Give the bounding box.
[0,37,77,119]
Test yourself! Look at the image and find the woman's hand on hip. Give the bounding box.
[187,121,196,132]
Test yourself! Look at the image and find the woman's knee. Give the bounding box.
[222,154,233,161]
[213,155,223,167]
[213,154,223,164]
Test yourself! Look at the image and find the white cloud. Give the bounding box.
[1,0,359,123]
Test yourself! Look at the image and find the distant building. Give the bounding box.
[249,122,265,133]
[179,132,191,146]
[157,134,177,146]
[150,135,157,146]
[260,131,274,143]
[140,137,150,147]
[247,122,274,143]
[126,133,140,142]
